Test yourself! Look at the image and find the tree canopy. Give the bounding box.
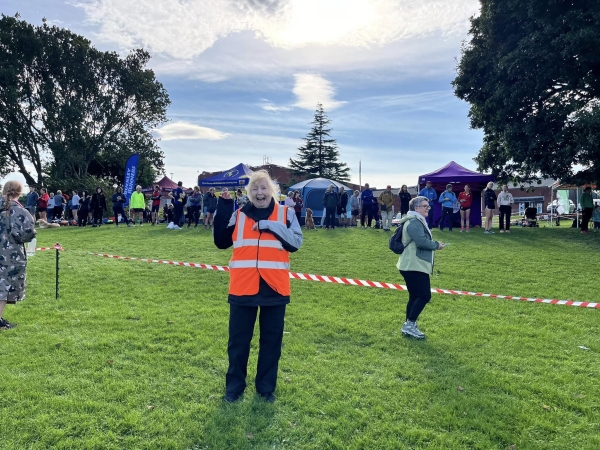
[0,14,170,190]
[453,0,600,185]
[289,103,350,183]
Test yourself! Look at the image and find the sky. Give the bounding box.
[2,0,484,190]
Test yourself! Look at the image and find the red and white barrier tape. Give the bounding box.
[88,252,599,309]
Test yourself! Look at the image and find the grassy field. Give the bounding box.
[1,223,599,449]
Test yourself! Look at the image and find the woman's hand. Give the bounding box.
[437,242,446,250]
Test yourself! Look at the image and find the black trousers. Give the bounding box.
[582,207,593,232]
[53,206,63,219]
[439,206,453,231]
[113,206,129,225]
[78,209,89,227]
[499,205,511,230]
[401,204,409,216]
[400,270,432,322]
[226,304,286,396]
[361,207,373,227]
[188,205,200,226]
[93,208,103,225]
[173,204,184,226]
[324,207,336,228]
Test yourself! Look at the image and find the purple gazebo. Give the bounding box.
[418,161,495,228]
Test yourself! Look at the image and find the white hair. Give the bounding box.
[247,170,279,204]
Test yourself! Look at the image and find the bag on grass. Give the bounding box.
[389,222,411,254]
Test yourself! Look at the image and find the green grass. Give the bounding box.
[1,223,599,449]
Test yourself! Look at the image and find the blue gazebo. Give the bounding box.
[198,163,253,187]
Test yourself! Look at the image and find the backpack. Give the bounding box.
[389,221,412,254]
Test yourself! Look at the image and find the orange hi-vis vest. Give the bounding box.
[229,203,291,296]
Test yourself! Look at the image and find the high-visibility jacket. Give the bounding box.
[229,203,290,296]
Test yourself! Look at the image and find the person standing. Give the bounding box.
[399,185,411,217]
[350,190,360,227]
[47,193,55,221]
[78,191,90,227]
[438,184,457,232]
[458,185,473,232]
[396,196,445,339]
[71,190,80,222]
[90,187,107,227]
[360,183,375,228]
[337,186,349,228]
[151,185,161,225]
[37,188,49,223]
[204,188,218,229]
[418,180,437,229]
[129,185,146,226]
[580,186,594,234]
[213,170,303,403]
[188,186,202,228]
[0,181,37,330]
[483,182,497,234]
[112,187,130,227]
[497,184,514,233]
[170,181,185,227]
[53,190,64,220]
[293,191,303,225]
[25,186,39,219]
[377,185,395,231]
[322,185,339,229]
[592,204,600,232]
[284,191,296,209]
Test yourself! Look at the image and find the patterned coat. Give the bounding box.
[0,198,36,303]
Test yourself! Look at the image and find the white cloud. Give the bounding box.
[153,122,230,141]
[261,103,292,112]
[77,0,479,60]
[293,73,346,110]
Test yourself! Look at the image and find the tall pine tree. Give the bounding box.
[289,103,350,182]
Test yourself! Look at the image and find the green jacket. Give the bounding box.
[130,191,146,209]
[580,192,594,209]
[396,213,440,275]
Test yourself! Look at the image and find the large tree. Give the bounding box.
[453,0,600,185]
[289,103,350,182]
[0,14,170,188]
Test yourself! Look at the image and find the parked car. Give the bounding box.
[546,200,575,214]
[392,213,403,227]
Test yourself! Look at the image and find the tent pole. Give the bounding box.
[550,188,553,227]
[577,187,580,227]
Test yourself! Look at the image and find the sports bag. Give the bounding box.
[389,221,412,254]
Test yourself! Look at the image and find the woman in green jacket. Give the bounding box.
[396,196,447,339]
[129,185,146,226]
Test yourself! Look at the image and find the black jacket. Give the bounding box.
[214,198,296,307]
[112,192,127,209]
[484,188,497,208]
[400,191,412,207]
[91,192,107,210]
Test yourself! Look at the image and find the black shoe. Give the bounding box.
[223,392,242,403]
[0,317,17,329]
[259,392,276,403]
[92,224,97,228]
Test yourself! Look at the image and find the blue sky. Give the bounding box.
[3,0,483,189]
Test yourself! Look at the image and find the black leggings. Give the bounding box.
[78,209,88,227]
[400,270,432,322]
[113,206,129,225]
[188,205,200,226]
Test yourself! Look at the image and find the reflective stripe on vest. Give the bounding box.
[229,203,291,296]
[229,260,290,270]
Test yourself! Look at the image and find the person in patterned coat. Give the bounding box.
[0,181,37,330]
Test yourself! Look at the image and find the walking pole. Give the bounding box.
[54,243,63,299]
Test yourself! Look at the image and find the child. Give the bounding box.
[593,204,600,232]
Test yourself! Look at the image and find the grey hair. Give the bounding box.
[409,196,429,211]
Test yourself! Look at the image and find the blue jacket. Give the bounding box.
[418,187,437,202]
[438,191,457,208]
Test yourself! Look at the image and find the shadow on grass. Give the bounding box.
[192,392,276,449]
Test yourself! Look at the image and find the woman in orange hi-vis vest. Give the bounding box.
[214,170,303,403]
